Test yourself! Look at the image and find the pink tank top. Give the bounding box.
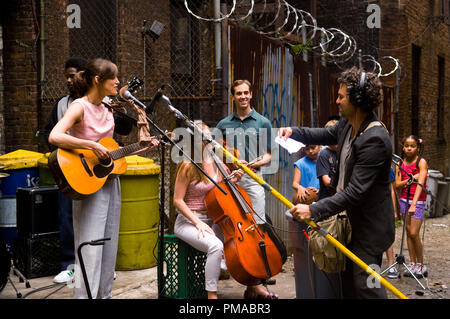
[184,169,219,211]
[69,98,114,141]
[400,161,427,201]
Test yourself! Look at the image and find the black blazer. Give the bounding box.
[291,112,395,256]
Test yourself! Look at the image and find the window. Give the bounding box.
[439,0,450,25]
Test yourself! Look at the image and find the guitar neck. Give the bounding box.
[110,142,143,160]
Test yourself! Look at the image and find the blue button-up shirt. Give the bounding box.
[215,109,272,163]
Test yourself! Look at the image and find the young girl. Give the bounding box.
[395,135,428,278]
[49,58,158,298]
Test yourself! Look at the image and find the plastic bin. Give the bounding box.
[0,150,42,197]
[427,170,444,218]
[446,177,450,215]
[0,198,17,249]
[0,150,43,251]
[158,234,207,299]
[115,155,161,270]
[435,181,449,217]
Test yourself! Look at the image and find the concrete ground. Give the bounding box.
[3,213,448,301]
[0,255,296,300]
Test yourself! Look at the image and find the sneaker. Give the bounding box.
[403,263,416,277]
[387,267,399,279]
[53,270,74,284]
[415,264,428,278]
[114,272,117,280]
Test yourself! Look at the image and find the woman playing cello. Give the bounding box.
[173,122,278,299]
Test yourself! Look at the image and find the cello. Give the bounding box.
[204,147,286,286]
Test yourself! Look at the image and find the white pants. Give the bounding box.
[238,173,266,224]
[174,212,224,292]
[72,177,121,299]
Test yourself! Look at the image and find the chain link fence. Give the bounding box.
[41,0,214,109]
[37,0,216,231]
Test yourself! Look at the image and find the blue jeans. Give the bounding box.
[58,192,74,270]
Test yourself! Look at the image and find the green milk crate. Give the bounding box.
[158,234,207,299]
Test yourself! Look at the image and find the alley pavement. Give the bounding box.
[0,256,296,300]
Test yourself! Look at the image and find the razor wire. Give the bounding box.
[184,0,401,77]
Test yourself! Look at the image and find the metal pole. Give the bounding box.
[308,73,314,127]
[214,0,221,69]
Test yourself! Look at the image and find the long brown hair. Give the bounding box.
[72,58,118,97]
[176,122,212,184]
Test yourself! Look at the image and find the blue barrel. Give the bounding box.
[0,150,43,250]
[0,197,17,249]
[0,150,42,197]
[0,168,39,197]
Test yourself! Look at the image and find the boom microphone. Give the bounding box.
[145,89,163,114]
[392,153,402,165]
[158,94,188,121]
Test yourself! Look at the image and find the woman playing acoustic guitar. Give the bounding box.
[49,58,158,299]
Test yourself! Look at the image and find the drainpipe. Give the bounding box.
[213,0,221,69]
[38,0,46,139]
[308,72,314,127]
[40,0,45,99]
[394,67,400,153]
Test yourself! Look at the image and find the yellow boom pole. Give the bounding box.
[214,141,407,300]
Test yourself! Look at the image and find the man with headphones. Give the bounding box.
[279,67,395,299]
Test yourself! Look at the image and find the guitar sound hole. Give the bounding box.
[93,162,114,178]
[99,157,112,166]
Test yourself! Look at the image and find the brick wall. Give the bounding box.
[0,25,5,155]
[380,0,450,175]
[1,1,39,153]
[294,0,450,175]
[39,0,70,148]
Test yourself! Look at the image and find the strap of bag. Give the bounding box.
[363,120,388,134]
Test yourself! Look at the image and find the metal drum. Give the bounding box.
[116,155,161,270]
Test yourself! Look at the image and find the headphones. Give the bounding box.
[350,71,366,107]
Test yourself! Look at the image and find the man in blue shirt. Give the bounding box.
[215,79,278,298]
[216,80,272,225]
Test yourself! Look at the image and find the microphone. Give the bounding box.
[146,89,163,114]
[158,93,188,121]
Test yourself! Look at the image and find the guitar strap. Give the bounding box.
[102,101,137,126]
[103,101,153,147]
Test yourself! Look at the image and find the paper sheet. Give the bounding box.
[275,136,305,154]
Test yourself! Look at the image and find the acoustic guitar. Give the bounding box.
[48,76,147,199]
[48,137,146,199]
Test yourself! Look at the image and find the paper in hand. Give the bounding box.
[275,136,305,154]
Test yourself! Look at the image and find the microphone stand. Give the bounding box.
[122,91,227,194]
[381,158,426,289]
[121,90,227,299]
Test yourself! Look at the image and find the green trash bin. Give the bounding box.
[38,153,56,186]
[116,155,161,270]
